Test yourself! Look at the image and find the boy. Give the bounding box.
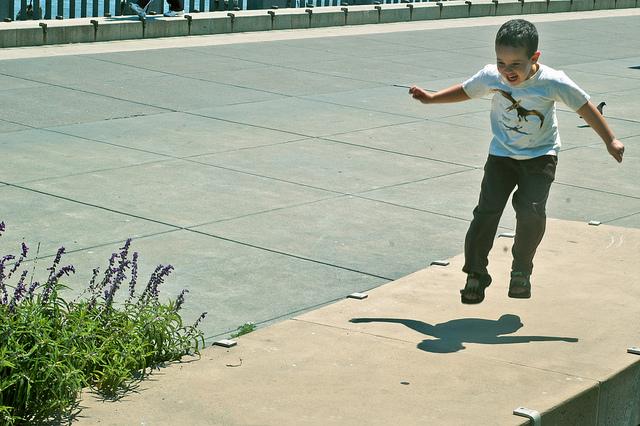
[409,19,624,304]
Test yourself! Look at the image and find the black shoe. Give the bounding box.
[508,271,531,299]
[460,273,492,304]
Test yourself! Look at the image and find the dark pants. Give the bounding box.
[463,154,557,277]
[167,0,183,10]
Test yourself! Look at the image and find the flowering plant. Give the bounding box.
[0,222,206,425]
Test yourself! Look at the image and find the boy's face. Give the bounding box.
[495,44,541,86]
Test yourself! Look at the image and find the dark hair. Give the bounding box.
[495,19,538,58]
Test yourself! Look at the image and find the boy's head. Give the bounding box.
[495,19,541,86]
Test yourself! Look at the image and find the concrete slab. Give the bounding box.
[324,119,493,168]
[194,195,472,280]
[0,185,175,259]
[382,49,491,75]
[563,58,640,81]
[549,182,640,224]
[76,318,600,425]
[360,169,517,228]
[544,37,640,62]
[305,82,491,121]
[434,109,494,131]
[0,119,30,133]
[0,85,166,128]
[594,86,640,123]
[22,159,336,227]
[90,47,264,74]
[189,96,418,138]
[35,228,388,339]
[75,219,640,425]
[185,64,384,97]
[609,211,640,228]
[0,129,166,184]
[555,145,639,198]
[50,112,307,158]
[186,40,355,66]
[277,34,429,58]
[561,68,640,95]
[355,27,494,48]
[68,73,285,111]
[280,56,467,86]
[296,221,640,381]
[556,109,640,150]
[0,73,46,91]
[0,55,166,85]
[193,137,470,193]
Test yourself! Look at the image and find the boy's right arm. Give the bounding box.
[409,83,471,104]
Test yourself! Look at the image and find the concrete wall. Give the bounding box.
[0,0,638,47]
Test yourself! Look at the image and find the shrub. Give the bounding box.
[0,221,206,425]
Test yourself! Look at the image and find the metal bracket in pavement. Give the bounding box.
[513,407,541,425]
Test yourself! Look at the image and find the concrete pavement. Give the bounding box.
[76,219,640,425]
[1,8,639,424]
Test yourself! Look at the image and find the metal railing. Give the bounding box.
[2,0,432,21]
[3,0,249,21]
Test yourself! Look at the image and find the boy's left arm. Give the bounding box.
[576,101,625,163]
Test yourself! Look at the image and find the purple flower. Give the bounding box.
[88,268,100,293]
[9,270,28,312]
[54,265,76,280]
[27,280,39,300]
[8,242,29,279]
[141,264,174,303]
[175,289,189,311]
[98,252,119,294]
[42,247,73,305]
[128,252,139,300]
[193,311,207,329]
[46,247,66,283]
[0,256,12,305]
[1,255,15,285]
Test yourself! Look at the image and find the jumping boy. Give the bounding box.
[409,19,624,304]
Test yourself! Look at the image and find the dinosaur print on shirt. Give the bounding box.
[492,89,545,131]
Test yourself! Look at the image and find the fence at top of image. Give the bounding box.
[2,0,435,21]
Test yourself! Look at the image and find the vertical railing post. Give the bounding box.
[93,0,98,16]
[45,0,52,18]
[81,0,87,17]
[19,0,27,20]
[104,0,110,16]
[8,0,15,20]
[115,0,122,15]
[33,0,42,18]
[70,0,76,17]
[57,0,64,17]
[189,0,195,12]
[200,0,205,11]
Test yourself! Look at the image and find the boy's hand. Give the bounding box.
[576,101,624,163]
[606,139,625,163]
[408,84,470,104]
[409,85,432,104]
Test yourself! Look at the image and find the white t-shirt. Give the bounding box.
[462,64,590,159]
